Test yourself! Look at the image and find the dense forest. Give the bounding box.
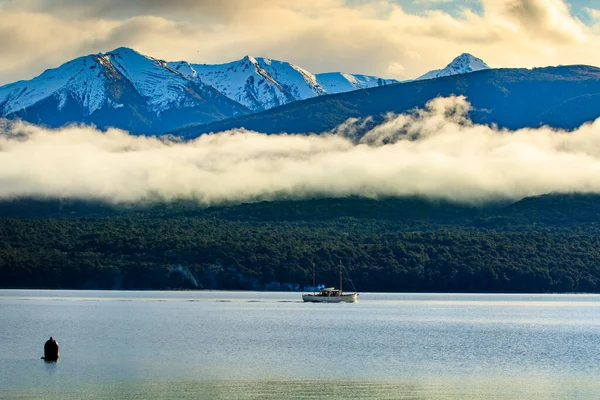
[2,194,600,293]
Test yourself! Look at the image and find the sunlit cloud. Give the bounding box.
[0,0,599,85]
[586,7,600,20]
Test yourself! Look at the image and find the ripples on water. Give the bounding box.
[7,378,600,400]
[1,290,600,399]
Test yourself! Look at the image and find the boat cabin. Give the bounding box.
[316,288,342,297]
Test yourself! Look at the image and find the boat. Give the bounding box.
[302,262,358,303]
[302,287,358,303]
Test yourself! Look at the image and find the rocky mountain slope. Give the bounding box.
[176,65,600,137]
[0,47,249,134]
[169,56,397,112]
[0,48,398,131]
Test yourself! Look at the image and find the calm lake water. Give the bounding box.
[1,290,600,399]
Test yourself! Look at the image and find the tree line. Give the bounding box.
[2,195,600,292]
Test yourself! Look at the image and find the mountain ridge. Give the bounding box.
[169,55,398,112]
[0,47,250,133]
[175,64,600,138]
[0,47,399,131]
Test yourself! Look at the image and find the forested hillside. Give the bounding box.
[2,195,600,293]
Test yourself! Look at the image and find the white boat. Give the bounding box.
[302,262,358,303]
[302,288,358,303]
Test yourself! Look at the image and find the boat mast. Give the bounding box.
[312,261,316,295]
[339,261,343,295]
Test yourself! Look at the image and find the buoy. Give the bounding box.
[42,336,59,361]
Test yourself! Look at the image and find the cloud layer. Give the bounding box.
[2,96,600,205]
[1,0,600,85]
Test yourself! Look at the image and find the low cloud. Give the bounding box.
[1,96,600,204]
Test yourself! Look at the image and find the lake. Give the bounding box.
[1,290,599,399]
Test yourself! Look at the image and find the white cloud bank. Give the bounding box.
[1,96,600,204]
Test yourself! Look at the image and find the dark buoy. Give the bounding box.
[42,336,59,361]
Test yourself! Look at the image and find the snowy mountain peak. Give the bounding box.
[415,53,490,81]
[444,53,490,74]
[106,46,142,56]
[0,47,248,133]
[0,53,111,116]
[99,47,199,111]
[173,56,396,111]
[0,47,398,132]
[175,56,305,111]
[102,47,162,67]
[242,55,258,64]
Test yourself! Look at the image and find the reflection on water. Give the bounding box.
[1,290,600,399]
[4,378,600,400]
[42,360,58,376]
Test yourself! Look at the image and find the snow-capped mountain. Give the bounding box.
[415,53,490,81]
[0,47,398,132]
[169,57,398,112]
[0,47,249,134]
[169,56,317,111]
[317,73,396,95]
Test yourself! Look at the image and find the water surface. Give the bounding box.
[1,290,599,399]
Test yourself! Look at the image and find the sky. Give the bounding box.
[1,0,600,85]
[3,0,600,205]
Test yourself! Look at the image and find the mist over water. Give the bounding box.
[2,96,600,204]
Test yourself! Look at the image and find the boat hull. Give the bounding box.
[302,293,358,303]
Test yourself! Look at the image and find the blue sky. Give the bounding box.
[391,0,593,21]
